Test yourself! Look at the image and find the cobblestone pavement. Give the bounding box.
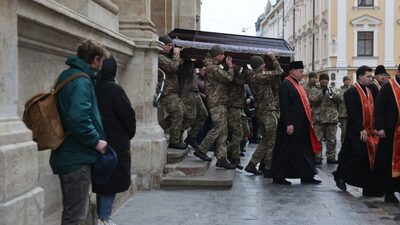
[113,143,400,225]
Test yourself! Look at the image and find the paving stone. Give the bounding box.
[113,143,400,225]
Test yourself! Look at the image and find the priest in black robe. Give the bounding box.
[373,67,400,203]
[333,65,381,196]
[271,61,322,185]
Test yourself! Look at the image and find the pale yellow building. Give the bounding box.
[257,0,400,85]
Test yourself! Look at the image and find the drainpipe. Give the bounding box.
[293,0,295,51]
[312,0,315,71]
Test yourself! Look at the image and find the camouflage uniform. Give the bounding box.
[158,52,186,144]
[198,55,234,159]
[338,84,351,143]
[178,60,208,140]
[248,58,283,170]
[302,83,317,118]
[227,65,249,160]
[309,85,342,161]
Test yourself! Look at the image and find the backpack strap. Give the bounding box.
[52,73,90,94]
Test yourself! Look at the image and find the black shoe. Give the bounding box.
[301,178,322,185]
[184,136,199,150]
[193,150,212,162]
[230,158,244,170]
[216,158,236,169]
[384,193,399,203]
[273,178,291,185]
[244,162,263,175]
[263,169,272,178]
[169,142,187,150]
[327,158,339,164]
[333,172,347,191]
[362,189,385,197]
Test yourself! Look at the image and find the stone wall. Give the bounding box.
[0,0,177,224]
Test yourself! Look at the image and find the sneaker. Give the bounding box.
[216,158,236,169]
[244,162,263,175]
[193,150,212,162]
[97,219,117,225]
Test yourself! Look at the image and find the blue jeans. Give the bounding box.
[96,194,116,220]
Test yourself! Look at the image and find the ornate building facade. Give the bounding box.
[256,0,400,84]
[0,0,199,224]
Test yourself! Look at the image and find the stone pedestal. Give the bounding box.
[0,1,44,225]
[114,0,168,189]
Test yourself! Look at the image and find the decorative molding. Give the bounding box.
[350,14,382,26]
[93,0,119,15]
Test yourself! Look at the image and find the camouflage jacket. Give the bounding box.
[308,85,342,124]
[338,84,351,118]
[248,58,282,113]
[204,54,234,108]
[227,65,250,109]
[178,59,198,98]
[158,52,180,96]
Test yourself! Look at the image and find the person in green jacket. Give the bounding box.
[49,40,109,225]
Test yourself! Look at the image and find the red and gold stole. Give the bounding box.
[388,78,400,177]
[373,79,382,90]
[354,82,379,170]
[286,76,322,153]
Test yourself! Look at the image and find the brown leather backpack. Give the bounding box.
[23,73,89,150]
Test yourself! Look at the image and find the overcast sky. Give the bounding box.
[201,0,277,36]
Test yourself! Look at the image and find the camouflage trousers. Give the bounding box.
[199,105,228,159]
[158,93,186,144]
[339,118,347,144]
[314,123,338,160]
[227,107,248,160]
[250,110,279,170]
[181,92,208,139]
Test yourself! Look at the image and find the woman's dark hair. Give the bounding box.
[77,40,110,64]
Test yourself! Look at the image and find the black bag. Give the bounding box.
[91,145,118,185]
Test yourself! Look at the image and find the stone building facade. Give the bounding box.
[256,0,400,85]
[0,0,200,224]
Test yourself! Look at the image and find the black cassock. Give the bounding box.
[271,79,317,179]
[373,77,400,192]
[335,85,373,188]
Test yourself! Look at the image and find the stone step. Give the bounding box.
[161,156,235,188]
[163,152,212,177]
[166,147,190,163]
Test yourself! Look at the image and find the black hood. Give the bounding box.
[100,56,117,81]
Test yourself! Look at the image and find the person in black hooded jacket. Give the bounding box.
[94,56,136,224]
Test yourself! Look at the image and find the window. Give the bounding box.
[357,31,373,56]
[358,0,374,7]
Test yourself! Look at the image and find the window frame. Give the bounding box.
[357,31,374,56]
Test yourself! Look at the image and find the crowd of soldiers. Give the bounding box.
[157,35,400,201]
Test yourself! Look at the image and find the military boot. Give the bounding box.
[169,142,187,150]
[184,136,199,150]
[244,162,263,175]
[216,158,236,169]
[230,158,244,170]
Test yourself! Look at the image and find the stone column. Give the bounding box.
[114,0,167,189]
[0,1,44,225]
